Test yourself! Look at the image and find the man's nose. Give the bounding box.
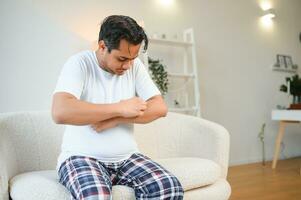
[122,60,133,69]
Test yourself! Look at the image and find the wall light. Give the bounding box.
[262,8,276,19]
[260,8,275,28]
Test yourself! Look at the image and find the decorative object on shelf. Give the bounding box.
[273,54,298,73]
[148,57,169,96]
[258,123,266,166]
[284,56,293,69]
[276,105,287,110]
[280,74,301,109]
[277,54,286,68]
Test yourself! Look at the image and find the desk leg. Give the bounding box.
[272,121,286,169]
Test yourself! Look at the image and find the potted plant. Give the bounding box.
[280,74,301,108]
[148,57,169,96]
[258,123,266,166]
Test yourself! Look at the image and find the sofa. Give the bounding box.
[0,111,231,200]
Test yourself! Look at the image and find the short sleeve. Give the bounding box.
[53,56,85,99]
[134,58,161,101]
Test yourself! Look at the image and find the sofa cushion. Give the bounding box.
[9,170,71,200]
[9,157,220,199]
[9,170,135,200]
[156,157,221,190]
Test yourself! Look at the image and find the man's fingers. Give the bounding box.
[140,105,147,111]
[91,124,101,132]
[95,127,102,133]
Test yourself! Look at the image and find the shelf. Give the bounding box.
[144,28,201,117]
[149,38,193,47]
[272,110,301,121]
[168,73,195,78]
[169,107,198,112]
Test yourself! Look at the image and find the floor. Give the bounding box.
[227,157,301,200]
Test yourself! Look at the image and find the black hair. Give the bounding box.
[98,15,148,53]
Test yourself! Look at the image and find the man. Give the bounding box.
[52,15,184,200]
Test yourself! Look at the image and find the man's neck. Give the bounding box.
[95,50,114,74]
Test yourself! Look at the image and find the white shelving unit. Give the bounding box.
[143,28,201,117]
[168,73,195,78]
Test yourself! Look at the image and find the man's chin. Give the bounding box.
[116,70,125,75]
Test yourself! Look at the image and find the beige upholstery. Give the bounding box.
[0,111,231,200]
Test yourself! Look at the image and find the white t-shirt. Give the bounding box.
[53,50,160,171]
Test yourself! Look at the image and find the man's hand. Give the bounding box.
[91,118,119,133]
[118,97,147,118]
[91,95,167,132]
[91,97,148,132]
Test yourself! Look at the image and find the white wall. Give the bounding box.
[1,0,301,166]
[192,0,301,165]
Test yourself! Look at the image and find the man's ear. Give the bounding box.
[98,40,106,52]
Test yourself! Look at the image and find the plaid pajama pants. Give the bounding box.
[58,152,184,200]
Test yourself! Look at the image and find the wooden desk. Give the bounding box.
[271,110,301,169]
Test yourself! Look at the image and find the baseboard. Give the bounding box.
[229,153,301,166]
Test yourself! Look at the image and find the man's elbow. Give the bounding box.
[52,108,66,124]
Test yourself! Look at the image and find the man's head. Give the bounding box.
[96,15,148,75]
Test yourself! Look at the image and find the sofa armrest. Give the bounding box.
[0,115,20,200]
[188,118,230,179]
[135,112,230,179]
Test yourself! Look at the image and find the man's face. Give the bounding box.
[101,39,141,75]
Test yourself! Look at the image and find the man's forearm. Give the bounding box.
[52,94,122,125]
[116,111,159,124]
[53,93,150,126]
[115,96,167,124]
[90,95,168,132]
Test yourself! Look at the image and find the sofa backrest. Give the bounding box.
[1,110,231,179]
[0,111,65,174]
[134,112,203,159]
[0,111,201,172]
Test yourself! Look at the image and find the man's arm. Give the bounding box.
[52,92,147,125]
[117,95,167,124]
[91,95,167,132]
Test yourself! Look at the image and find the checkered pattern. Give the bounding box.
[58,152,184,200]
